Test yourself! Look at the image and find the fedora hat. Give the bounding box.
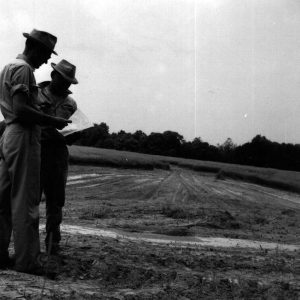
[23,29,57,55]
[51,59,78,84]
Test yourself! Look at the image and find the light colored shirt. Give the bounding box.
[38,81,77,143]
[38,82,77,119]
[0,54,38,124]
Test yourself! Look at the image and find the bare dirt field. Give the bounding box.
[1,164,299,299]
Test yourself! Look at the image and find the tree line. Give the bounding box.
[74,123,300,172]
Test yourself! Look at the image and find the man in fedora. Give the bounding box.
[38,59,78,254]
[0,29,70,275]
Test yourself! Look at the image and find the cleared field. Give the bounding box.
[1,149,300,299]
[64,165,300,244]
[69,145,300,193]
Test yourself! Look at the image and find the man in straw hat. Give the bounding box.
[0,29,70,275]
[38,59,78,255]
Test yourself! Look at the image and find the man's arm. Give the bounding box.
[56,97,77,120]
[13,93,70,129]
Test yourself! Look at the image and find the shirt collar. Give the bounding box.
[16,54,35,72]
[64,89,72,95]
[45,84,72,97]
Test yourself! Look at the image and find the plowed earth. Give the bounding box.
[0,165,299,299]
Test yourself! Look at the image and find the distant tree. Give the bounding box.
[234,135,268,166]
[218,138,236,162]
[74,121,300,172]
[219,138,236,152]
[180,137,219,161]
[145,132,165,155]
[133,130,147,152]
[162,131,184,156]
[114,131,138,151]
[77,122,110,147]
[133,130,147,141]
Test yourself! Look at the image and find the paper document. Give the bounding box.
[59,108,93,136]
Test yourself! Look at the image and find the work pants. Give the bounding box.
[40,142,68,247]
[0,124,41,271]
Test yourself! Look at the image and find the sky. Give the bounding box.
[1,0,300,145]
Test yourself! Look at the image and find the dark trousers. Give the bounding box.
[40,142,68,247]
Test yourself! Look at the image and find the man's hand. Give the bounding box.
[53,117,72,130]
[13,93,72,128]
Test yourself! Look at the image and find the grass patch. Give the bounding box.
[161,203,197,219]
[79,206,113,220]
[153,226,194,236]
[69,145,170,170]
[220,170,300,193]
[207,211,241,229]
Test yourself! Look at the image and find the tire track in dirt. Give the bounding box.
[206,178,300,209]
[68,169,217,207]
[67,167,300,212]
[67,168,300,209]
[145,171,178,200]
[146,170,205,205]
[235,181,300,207]
[176,170,223,210]
[183,169,300,210]
[69,171,166,200]
[76,177,143,190]
[75,175,151,188]
[64,166,299,244]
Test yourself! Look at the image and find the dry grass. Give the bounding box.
[79,206,113,220]
[69,145,169,170]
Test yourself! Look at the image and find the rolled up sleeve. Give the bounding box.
[10,83,29,97]
[10,65,32,97]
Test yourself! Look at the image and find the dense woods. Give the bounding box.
[75,123,300,172]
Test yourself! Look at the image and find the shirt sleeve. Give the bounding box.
[9,65,33,97]
[57,97,77,119]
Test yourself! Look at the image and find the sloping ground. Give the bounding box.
[69,145,300,193]
[65,165,300,244]
[1,164,299,299]
[69,145,170,170]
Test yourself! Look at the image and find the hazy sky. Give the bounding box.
[1,0,300,145]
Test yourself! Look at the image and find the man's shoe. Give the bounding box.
[37,252,60,279]
[46,243,61,255]
[14,253,59,279]
[21,265,45,276]
[15,263,57,279]
[0,256,15,269]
